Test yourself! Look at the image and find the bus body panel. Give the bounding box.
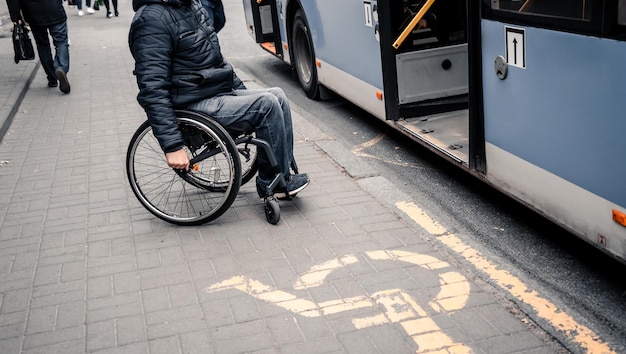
[317,59,386,119]
[481,19,626,259]
[297,0,384,90]
[485,143,626,260]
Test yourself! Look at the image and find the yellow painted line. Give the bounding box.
[206,251,473,353]
[206,252,472,353]
[396,200,616,354]
[367,250,470,312]
[317,296,372,316]
[352,289,471,353]
[294,255,359,289]
[205,275,372,317]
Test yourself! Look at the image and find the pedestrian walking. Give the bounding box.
[6,0,71,93]
[102,0,118,18]
[76,0,96,16]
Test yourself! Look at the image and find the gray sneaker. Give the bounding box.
[256,173,309,199]
[55,69,71,94]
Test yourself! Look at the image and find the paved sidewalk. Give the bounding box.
[0,1,561,353]
[0,19,38,142]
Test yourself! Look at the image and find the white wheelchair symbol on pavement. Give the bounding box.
[205,250,472,353]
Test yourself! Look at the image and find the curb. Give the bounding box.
[0,60,39,144]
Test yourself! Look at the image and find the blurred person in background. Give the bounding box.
[76,0,96,16]
[103,0,118,17]
[6,0,71,93]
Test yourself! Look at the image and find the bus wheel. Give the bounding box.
[292,9,320,99]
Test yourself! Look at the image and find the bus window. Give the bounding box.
[493,0,592,21]
[487,0,626,39]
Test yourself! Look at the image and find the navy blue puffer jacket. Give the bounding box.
[129,0,243,153]
[7,0,67,26]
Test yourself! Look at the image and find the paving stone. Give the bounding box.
[22,325,85,350]
[474,330,551,354]
[86,320,116,352]
[116,315,147,346]
[148,336,180,354]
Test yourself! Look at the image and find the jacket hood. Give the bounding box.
[133,0,191,12]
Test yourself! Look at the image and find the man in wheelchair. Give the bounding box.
[128,0,309,199]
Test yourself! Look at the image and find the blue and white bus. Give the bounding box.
[242,0,626,263]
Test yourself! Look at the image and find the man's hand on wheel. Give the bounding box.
[166,148,190,170]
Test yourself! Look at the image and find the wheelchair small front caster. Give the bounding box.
[264,198,280,224]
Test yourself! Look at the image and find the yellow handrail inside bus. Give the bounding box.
[519,0,535,12]
[393,0,436,49]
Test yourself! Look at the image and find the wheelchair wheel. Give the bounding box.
[126,112,241,226]
[265,198,280,225]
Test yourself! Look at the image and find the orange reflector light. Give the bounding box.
[193,164,199,171]
[375,90,383,100]
[613,209,626,227]
[283,43,288,50]
[316,59,321,68]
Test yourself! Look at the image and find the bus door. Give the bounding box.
[377,0,473,165]
[243,0,283,57]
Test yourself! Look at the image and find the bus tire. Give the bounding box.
[292,9,320,100]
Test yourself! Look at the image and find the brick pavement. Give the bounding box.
[0,20,37,142]
[0,1,561,353]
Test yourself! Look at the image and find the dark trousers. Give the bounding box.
[30,20,70,83]
[188,88,295,184]
[104,0,118,14]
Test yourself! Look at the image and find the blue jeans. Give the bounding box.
[187,88,295,185]
[30,21,70,83]
[76,0,92,9]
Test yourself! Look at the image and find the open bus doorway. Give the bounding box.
[378,0,474,167]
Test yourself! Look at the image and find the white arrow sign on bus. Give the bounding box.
[506,26,526,68]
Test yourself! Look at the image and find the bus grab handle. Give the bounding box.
[392,0,436,49]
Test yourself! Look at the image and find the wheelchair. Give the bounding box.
[126,109,298,226]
